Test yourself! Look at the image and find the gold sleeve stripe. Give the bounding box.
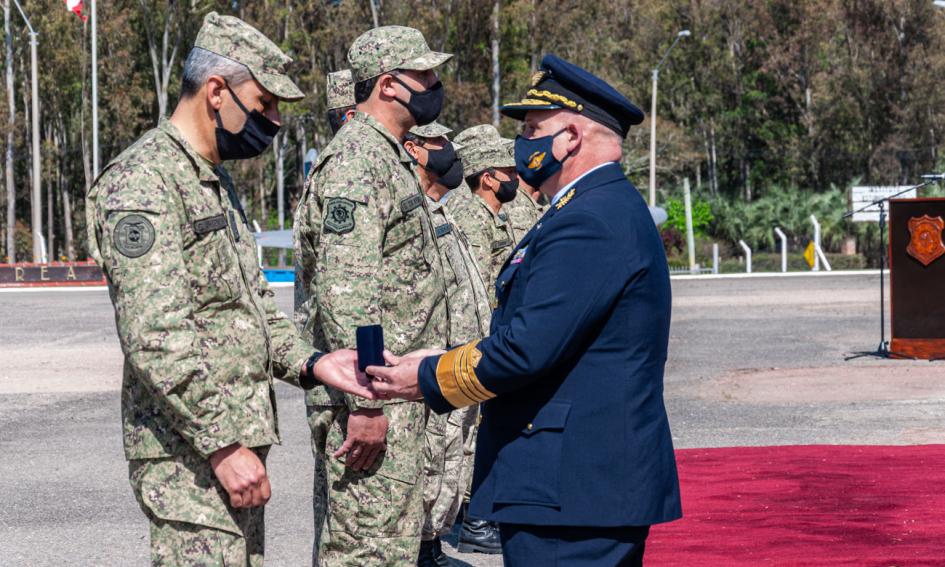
[449,342,490,405]
[458,346,492,400]
[435,341,496,408]
[437,345,477,407]
[450,345,479,404]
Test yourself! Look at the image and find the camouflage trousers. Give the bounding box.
[308,402,427,566]
[129,446,269,567]
[422,404,479,540]
[464,415,479,502]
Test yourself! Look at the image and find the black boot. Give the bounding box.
[418,538,453,567]
[457,516,502,554]
[432,538,454,567]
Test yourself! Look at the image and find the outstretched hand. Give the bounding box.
[381,348,446,365]
[366,349,442,401]
[313,349,376,400]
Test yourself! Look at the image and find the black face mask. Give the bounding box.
[215,85,280,161]
[424,143,461,181]
[495,175,519,203]
[409,141,464,190]
[392,75,444,126]
[435,159,464,190]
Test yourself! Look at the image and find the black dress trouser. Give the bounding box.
[498,523,650,567]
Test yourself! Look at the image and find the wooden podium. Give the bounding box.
[890,198,945,358]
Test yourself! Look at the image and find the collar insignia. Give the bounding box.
[555,188,576,210]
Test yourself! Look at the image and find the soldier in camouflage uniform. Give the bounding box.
[293,26,453,566]
[326,69,356,135]
[447,125,525,556]
[86,13,368,567]
[307,67,360,567]
[403,122,491,567]
[504,180,547,243]
[451,125,519,301]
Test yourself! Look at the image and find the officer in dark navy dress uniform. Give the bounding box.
[369,54,682,566]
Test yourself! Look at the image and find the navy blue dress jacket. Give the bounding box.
[418,162,681,527]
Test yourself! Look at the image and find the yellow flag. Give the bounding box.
[804,241,816,268]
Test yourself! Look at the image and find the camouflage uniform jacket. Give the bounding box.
[450,193,515,302]
[87,119,313,461]
[505,188,546,244]
[294,111,449,410]
[428,196,491,346]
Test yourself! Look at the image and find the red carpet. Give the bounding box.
[646,445,945,566]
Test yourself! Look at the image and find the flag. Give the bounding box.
[64,0,87,22]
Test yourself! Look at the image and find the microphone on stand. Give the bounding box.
[921,173,945,180]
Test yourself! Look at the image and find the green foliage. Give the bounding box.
[664,197,714,237]
[708,185,850,252]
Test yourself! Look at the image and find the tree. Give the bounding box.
[138,0,185,119]
[3,0,945,262]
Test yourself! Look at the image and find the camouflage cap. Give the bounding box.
[409,121,452,139]
[194,12,304,101]
[326,69,355,110]
[348,26,452,82]
[454,124,516,177]
[409,122,462,149]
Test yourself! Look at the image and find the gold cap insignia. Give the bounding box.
[530,70,547,87]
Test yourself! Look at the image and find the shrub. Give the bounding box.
[664,197,714,237]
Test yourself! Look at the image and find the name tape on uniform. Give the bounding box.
[194,214,228,235]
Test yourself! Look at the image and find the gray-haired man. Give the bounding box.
[86,13,369,566]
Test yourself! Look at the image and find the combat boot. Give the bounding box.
[417,538,453,567]
[456,516,502,554]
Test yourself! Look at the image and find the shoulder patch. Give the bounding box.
[113,214,156,258]
[324,197,357,234]
[400,194,423,214]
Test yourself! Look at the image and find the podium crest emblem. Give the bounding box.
[907,215,945,266]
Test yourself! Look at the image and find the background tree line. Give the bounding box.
[1,0,944,263]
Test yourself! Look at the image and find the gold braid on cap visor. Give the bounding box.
[526,89,584,111]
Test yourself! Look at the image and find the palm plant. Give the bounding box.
[707,185,849,252]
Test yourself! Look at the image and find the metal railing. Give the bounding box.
[668,264,715,275]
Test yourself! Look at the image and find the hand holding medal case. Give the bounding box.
[356,325,385,372]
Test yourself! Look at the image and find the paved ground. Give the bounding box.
[1,273,941,566]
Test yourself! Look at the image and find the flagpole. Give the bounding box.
[29,26,38,261]
[91,0,98,179]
